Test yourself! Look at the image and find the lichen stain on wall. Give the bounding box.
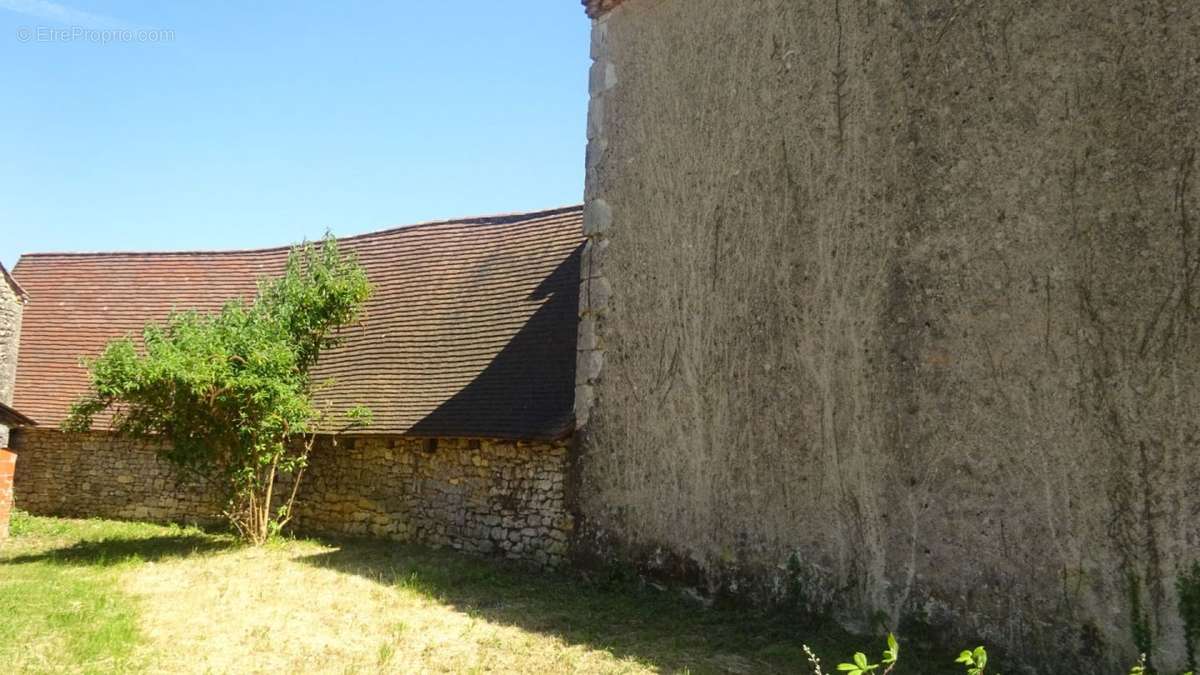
[577,0,1200,669]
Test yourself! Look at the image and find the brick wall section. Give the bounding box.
[0,450,15,538]
[11,429,573,567]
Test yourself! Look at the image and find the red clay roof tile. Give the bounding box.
[12,206,584,440]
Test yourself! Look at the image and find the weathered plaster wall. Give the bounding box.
[12,429,572,567]
[576,1,1200,669]
[0,275,23,447]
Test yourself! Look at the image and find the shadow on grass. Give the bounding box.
[298,538,959,675]
[3,534,237,567]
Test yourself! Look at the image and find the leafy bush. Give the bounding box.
[65,235,372,543]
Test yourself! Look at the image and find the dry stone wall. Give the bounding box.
[294,436,572,567]
[12,429,573,567]
[12,430,222,525]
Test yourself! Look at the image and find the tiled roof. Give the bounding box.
[583,0,627,19]
[12,206,584,440]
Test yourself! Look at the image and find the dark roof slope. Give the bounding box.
[0,402,36,428]
[12,206,584,440]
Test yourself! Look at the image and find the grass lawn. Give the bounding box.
[0,513,962,674]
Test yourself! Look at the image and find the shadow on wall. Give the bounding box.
[406,244,583,440]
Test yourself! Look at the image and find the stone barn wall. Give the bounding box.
[12,428,572,567]
[294,435,572,567]
[576,0,1200,670]
[0,272,24,448]
[13,430,221,524]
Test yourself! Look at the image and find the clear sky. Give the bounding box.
[0,1,591,270]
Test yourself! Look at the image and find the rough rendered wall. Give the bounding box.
[12,429,572,567]
[0,277,23,447]
[577,1,1200,669]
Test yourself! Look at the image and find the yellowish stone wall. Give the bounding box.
[12,428,573,567]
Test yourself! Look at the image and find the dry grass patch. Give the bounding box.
[4,515,963,674]
[125,540,647,673]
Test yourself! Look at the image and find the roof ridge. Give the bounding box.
[14,204,584,262]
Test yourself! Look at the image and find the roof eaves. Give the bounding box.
[0,402,37,427]
[0,263,29,302]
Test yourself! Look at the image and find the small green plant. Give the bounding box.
[955,646,988,675]
[833,633,898,675]
[1178,562,1200,672]
[807,632,1198,675]
[1128,571,1157,674]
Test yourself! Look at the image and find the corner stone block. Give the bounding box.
[585,136,609,171]
[587,96,605,141]
[574,384,594,427]
[588,60,617,96]
[583,199,612,236]
[578,315,598,351]
[577,349,604,383]
[590,19,609,60]
[580,276,613,315]
[582,238,609,279]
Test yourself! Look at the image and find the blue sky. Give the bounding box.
[0,1,590,269]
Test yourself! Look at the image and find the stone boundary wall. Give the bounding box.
[294,435,572,567]
[11,428,573,567]
[13,430,221,525]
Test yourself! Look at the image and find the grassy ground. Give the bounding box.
[0,513,961,674]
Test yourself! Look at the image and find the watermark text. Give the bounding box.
[16,25,175,44]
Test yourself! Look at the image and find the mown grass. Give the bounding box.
[0,514,228,673]
[0,513,961,673]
